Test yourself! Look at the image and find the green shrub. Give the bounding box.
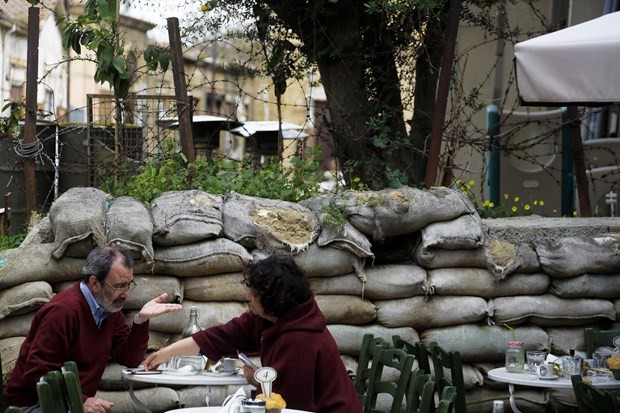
[0,232,26,251]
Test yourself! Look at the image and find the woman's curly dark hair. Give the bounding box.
[243,255,311,318]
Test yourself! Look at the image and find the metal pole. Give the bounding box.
[425,0,462,188]
[567,106,592,217]
[560,108,575,216]
[486,105,500,206]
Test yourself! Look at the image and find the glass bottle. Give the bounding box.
[505,341,524,373]
[492,400,505,413]
[182,306,202,338]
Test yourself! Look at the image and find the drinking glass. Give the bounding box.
[592,351,610,376]
[526,351,546,373]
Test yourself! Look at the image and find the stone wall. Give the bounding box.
[1,187,619,412]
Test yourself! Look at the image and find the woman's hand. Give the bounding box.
[143,337,201,370]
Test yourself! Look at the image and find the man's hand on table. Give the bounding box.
[84,396,113,413]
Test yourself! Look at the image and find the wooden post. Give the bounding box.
[167,17,195,164]
[24,6,40,223]
[425,0,462,188]
[567,106,592,217]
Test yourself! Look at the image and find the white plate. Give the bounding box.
[202,369,240,377]
[538,375,559,380]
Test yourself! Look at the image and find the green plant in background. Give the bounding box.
[455,179,550,218]
[102,139,325,204]
[0,232,26,251]
[320,201,350,231]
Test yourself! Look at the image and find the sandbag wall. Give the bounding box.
[0,187,619,413]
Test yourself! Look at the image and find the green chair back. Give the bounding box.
[571,375,614,413]
[610,390,620,411]
[37,370,68,413]
[429,342,467,413]
[365,347,415,413]
[436,386,457,413]
[61,361,82,394]
[356,334,390,406]
[584,328,620,358]
[406,369,435,413]
[393,335,432,374]
[61,368,84,413]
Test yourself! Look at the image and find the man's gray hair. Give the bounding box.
[82,245,134,283]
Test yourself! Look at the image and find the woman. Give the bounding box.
[144,255,361,412]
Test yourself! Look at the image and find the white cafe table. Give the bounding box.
[488,367,620,413]
[122,369,248,413]
[165,408,312,413]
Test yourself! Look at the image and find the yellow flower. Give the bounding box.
[540,201,544,206]
[512,206,517,212]
[533,200,538,206]
[456,179,462,185]
[503,194,509,200]
[469,180,475,186]
[553,209,557,213]
[524,204,530,210]
[514,196,520,202]
[489,202,494,208]
[483,200,490,207]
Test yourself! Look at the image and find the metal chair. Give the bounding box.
[355,334,390,406]
[37,370,68,413]
[406,368,436,413]
[584,327,620,358]
[393,335,432,374]
[429,342,467,413]
[364,347,415,413]
[571,375,615,413]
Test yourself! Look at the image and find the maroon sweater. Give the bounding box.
[4,283,149,407]
[193,294,362,413]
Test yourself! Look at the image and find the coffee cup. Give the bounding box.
[220,357,237,372]
[537,363,555,378]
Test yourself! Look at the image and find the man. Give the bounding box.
[4,245,182,413]
[144,255,362,413]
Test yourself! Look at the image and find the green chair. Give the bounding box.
[355,334,390,406]
[429,342,466,413]
[436,386,457,413]
[584,328,620,358]
[61,367,84,413]
[365,347,415,413]
[610,390,620,411]
[406,368,435,413]
[393,335,432,374]
[571,375,615,413]
[37,370,68,413]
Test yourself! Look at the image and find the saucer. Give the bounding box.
[202,368,240,377]
[538,375,559,380]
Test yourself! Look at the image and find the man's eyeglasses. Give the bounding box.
[103,280,137,293]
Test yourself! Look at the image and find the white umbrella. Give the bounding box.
[514,11,620,106]
[230,121,305,137]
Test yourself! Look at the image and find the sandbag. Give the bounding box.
[97,387,180,413]
[183,273,246,302]
[292,243,364,278]
[369,233,418,265]
[420,324,549,363]
[427,269,550,298]
[222,192,319,253]
[123,275,182,310]
[545,327,586,355]
[0,312,35,339]
[309,273,363,296]
[20,215,54,247]
[490,295,615,326]
[0,281,53,320]
[1,336,25,386]
[151,190,223,246]
[49,187,110,258]
[420,213,483,250]
[0,243,84,290]
[315,295,376,325]
[327,324,419,357]
[375,296,488,329]
[339,186,475,238]
[100,361,130,391]
[414,244,488,269]
[146,301,247,334]
[485,238,541,278]
[154,238,251,277]
[106,196,154,264]
[146,330,177,352]
[535,235,620,278]
[550,274,620,299]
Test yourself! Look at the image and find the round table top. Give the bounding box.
[122,368,248,386]
[488,367,620,390]
[165,408,311,413]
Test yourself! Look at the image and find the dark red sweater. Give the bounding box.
[4,283,149,407]
[193,294,362,413]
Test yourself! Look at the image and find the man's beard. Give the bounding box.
[95,289,125,313]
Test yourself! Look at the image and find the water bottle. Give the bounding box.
[505,341,524,373]
[182,306,202,338]
[492,400,505,413]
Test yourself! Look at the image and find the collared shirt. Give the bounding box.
[80,281,109,329]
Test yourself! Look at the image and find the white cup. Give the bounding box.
[219,357,237,372]
[537,363,555,378]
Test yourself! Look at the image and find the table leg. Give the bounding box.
[128,383,154,413]
[205,385,211,406]
[508,384,522,413]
